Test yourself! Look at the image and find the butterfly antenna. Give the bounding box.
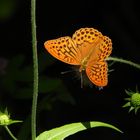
[108,61,116,67]
[108,69,114,73]
[61,69,78,74]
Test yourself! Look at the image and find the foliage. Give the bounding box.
[36,121,122,140]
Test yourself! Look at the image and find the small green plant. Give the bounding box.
[0,109,22,140]
[123,88,140,114]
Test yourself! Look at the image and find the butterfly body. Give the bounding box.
[44,28,112,87]
[79,38,102,71]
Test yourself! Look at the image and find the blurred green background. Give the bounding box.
[0,0,140,140]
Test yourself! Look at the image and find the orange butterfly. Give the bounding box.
[44,28,112,87]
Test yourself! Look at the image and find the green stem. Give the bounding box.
[106,57,140,70]
[4,126,17,140]
[31,0,38,139]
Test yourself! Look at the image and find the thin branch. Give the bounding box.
[31,0,38,139]
[4,126,17,140]
[106,57,140,70]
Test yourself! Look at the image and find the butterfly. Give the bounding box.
[44,27,112,87]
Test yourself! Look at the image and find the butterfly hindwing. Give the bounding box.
[44,37,81,65]
[98,36,112,60]
[86,61,108,87]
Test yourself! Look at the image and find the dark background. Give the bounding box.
[0,0,140,139]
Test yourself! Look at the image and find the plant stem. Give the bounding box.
[106,57,140,70]
[4,126,17,140]
[31,0,38,139]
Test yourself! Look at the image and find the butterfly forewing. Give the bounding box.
[72,28,102,45]
[44,37,81,65]
[86,61,108,87]
[72,28,103,62]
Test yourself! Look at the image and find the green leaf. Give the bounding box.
[36,121,122,140]
[125,90,134,96]
[129,106,134,113]
[122,102,130,108]
[6,120,23,125]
